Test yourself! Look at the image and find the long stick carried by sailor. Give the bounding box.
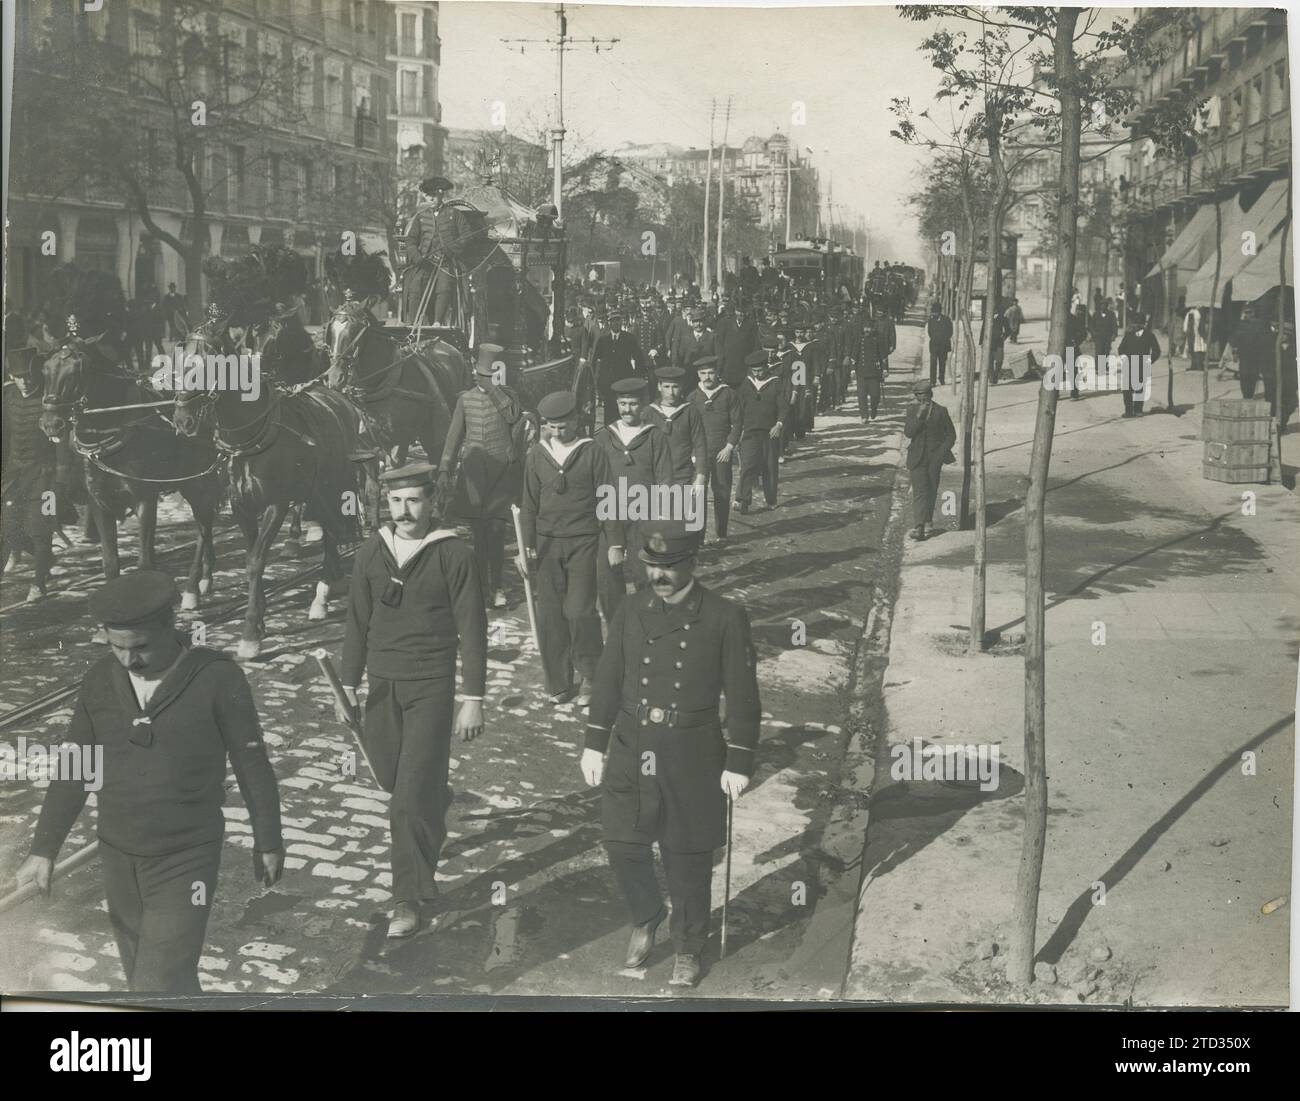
[510,503,542,653]
[313,648,380,787]
[0,839,100,913]
[721,792,734,959]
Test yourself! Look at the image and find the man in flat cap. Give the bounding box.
[591,311,650,426]
[402,175,463,328]
[734,348,788,514]
[687,356,743,544]
[594,377,675,621]
[340,462,487,937]
[438,343,530,610]
[582,519,761,987]
[903,379,957,541]
[518,391,620,706]
[16,571,284,993]
[644,366,708,509]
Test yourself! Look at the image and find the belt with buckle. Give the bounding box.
[636,703,678,726]
[624,704,718,729]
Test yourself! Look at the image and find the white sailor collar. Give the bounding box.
[650,402,689,421]
[747,374,781,391]
[542,436,593,467]
[379,525,459,561]
[608,421,654,445]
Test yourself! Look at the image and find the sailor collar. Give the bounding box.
[541,436,593,468]
[696,383,729,401]
[650,402,688,422]
[378,524,458,563]
[607,421,654,447]
[747,374,781,392]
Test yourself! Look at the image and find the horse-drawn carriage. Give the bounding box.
[383,178,595,436]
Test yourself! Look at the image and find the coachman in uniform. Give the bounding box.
[340,463,487,937]
[582,520,761,987]
[402,176,463,328]
[438,343,530,609]
[17,572,284,993]
[518,391,620,706]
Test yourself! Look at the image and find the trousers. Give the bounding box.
[929,346,949,385]
[909,460,943,527]
[99,835,223,994]
[598,524,645,622]
[856,368,881,419]
[364,676,456,905]
[737,431,779,507]
[605,841,714,956]
[536,533,603,693]
[705,453,733,538]
[469,517,508,600]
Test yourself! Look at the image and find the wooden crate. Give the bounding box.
[1203,438,1270,483]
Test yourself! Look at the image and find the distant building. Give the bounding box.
[443,128,550,204]
[388,0,447,207]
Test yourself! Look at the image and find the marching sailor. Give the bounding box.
[581,519,761,987]
[686,356,743,545]
[340,462,488,938]
[16,572,284,992]
[593,377,675,620]
[644,365,709,503]
[517,391,620,706]
[734,348,788,513]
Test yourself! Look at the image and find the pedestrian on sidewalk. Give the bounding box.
[518,393,618,706]
[1004,298,1023,343]
[16,572,285,991]
[1183,306,1208,372]
[581,519,761,988]
[341,463,488,939]
[903,379,956,541]
[1117,314,1160,417]
[926,303,953,386]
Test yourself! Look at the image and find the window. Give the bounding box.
[400,12,418,55]
[400,68,420,115]
[332,164,344,193]
[1248,75,1263,126]
[1273,61,1287,115]
[269,153,282,203]
[1229,87,1243,134]
[325,70,343,126]
[231,145,246,201]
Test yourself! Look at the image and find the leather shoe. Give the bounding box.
[668,953,702,987]
[386,901,420,939]
[624,908,666,968]
[575,677,595,707]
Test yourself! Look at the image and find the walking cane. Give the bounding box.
[312,649,380,787]
[720,792,734,959]
[510,504,542,653]
[0,839,100,913]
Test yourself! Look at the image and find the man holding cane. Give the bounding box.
[581,520,761,987]
[340,463,487,938]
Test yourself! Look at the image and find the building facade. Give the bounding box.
[388,0,446,220]
[1122,7,1291,330]
[6,0,399,313]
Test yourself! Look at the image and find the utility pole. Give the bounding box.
[501,5,618,221]
[768,136,777,255]
[784,141,793,248]
[702,98,715,293]
[715,95,733,291]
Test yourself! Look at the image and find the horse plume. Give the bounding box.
[204,245,307,326]
[47,265,127,339]
[324,247,392,300]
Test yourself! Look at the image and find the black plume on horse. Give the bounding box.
[204,244,309,327]
[45,265,127,340]
[324,247,392,302]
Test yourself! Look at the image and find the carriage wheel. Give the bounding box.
[572,362,596,438]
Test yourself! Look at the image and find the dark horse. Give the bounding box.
[39,331,222,608]
[174,321,376,659]
[325,300,467,476]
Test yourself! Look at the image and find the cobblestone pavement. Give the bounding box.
[0,319,923,1000]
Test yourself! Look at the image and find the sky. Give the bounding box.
[437,1,953,266]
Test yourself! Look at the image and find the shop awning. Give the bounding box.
[1227,225,1294,304]
[1184,180,1290,307]
[1145,204,1217,279]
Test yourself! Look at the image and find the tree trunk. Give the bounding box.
[958,243,977,531]
[1009,6,1080,989]
[1205,199,1222,402]
[1273,189,1290,482]
[970,101,1005,655]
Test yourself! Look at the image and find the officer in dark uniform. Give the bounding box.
[582,520,761,987]
[340,462,487,937]
[402,176,462,327]
[17,572,284,993]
